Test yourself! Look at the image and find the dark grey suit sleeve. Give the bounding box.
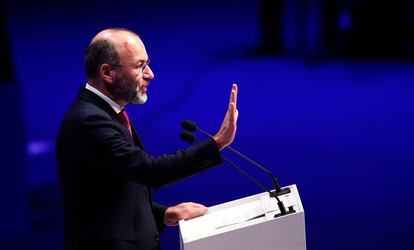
[151,203,167,233]
[82,113,222,188]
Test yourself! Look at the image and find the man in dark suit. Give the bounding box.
[56,28,238,250]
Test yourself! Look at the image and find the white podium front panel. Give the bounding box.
[179,184,306,250]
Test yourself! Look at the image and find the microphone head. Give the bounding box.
[181,119,197,132]
[180,131,197,143]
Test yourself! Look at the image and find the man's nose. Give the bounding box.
[143,65,154,80]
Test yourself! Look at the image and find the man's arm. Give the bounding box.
[152,203,167,232]
[163,84,239,227]
[81,84,238,188]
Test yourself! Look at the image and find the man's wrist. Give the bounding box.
[212,135,224,150]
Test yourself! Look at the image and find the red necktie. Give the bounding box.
[119,109,132,135]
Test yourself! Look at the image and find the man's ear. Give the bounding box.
[99,64,115,83]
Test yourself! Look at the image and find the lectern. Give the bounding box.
[179,184,306,250]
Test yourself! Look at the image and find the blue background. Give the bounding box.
[1,0,414,249]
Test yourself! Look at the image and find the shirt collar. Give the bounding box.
[85,83,124,114]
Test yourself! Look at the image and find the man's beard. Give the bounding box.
[110,72,148,104]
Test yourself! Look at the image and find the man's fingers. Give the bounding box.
[164,202,208,226]
[189,206,208,218]
[188,202,206,209]
[176,202,207,221]
[182,202,207,217]
[228,84,238,122]
[231,83,238,107]
[180,202,207,218]
[213,84,239,150]
[228,103,236,122]
[228,83,238,109]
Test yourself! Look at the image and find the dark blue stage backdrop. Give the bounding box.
[1,0,414,249]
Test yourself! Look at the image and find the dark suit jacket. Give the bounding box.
[56,87,222,250]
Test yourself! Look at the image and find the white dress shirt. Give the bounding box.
[85,83,123,114]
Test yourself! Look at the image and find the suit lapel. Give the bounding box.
[131,125,145,150]
[78,86,118,118]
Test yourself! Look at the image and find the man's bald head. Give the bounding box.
[84,28,140,79]
[91,28,140,44]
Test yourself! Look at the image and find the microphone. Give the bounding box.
[180,130,197,143]
[179,130,293,217]
[181,119,290,196]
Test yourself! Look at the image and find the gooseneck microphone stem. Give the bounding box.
[221,156,287,216]
[179,130,288,216]
[185,122,290,196]
[220,156,281,202]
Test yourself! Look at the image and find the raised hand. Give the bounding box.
[213,84,238,150]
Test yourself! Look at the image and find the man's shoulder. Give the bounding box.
[63,98,114,125]
[64,87,116,121]
[56,95,118,151]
